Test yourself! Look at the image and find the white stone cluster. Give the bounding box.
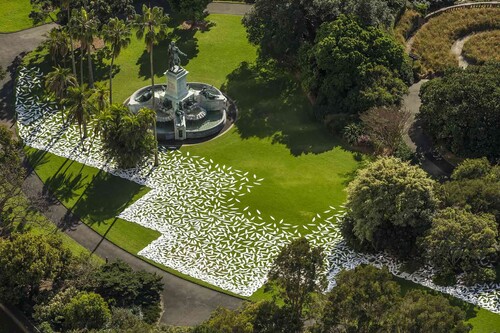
[16,67,500,311]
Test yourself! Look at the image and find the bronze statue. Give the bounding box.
[167,41,187,72]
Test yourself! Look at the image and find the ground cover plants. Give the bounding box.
[411,7,500,74]
[462,30,500,64]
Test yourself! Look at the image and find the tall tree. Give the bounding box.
[62,292,111,331]
[102,18,131,105]
[0,234,72,305]
[315,265,400,333]
[63,84,93,138]
[343,157,438,257]
[267,237,325,332]
[45,66,78,121]
[0,125,25,237]
[95,105,156,168]
[134,5,169,166]
[168,0,211,23]
[46,28,69,66]
[419,62,500,159]
[69,8,99,88]
[301,15,409,118]
[383,290,471,333]
[360,105,411,155]
[91,82,110,113]
[61,0,77,76]
[422,207,498,284]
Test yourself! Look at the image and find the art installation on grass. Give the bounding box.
[16,67,500,312]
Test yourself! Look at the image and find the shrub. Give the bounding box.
[344,157,439,257]
[419,62,500,159]
[95,105,156,168]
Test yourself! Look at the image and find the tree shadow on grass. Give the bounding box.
[61,169,146,231]
[222,62,346,156]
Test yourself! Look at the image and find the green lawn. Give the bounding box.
[20,13,500,330]
[0,0,35,33]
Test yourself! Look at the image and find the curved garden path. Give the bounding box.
[207,1,253,15]
[451,35,473,68]
[0,6,254,326]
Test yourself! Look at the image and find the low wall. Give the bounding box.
[425,1,500,20]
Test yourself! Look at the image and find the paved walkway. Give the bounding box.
[0,23,243,327]
[207,1,253,15]
[451,35,472,68]
[22,169,243,326]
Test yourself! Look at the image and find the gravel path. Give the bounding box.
[451,35,473,68]
[0,23,243,327]
[207,1,253,15]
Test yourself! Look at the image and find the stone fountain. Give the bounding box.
[127,42,228,141]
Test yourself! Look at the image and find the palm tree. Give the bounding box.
[135,5,169,166]
[102,18,131,105]
[91,82,110,113]
[45,66,78,122]
[63,84,93,139]
[69,8,99,88]
[61,0,77,77]
[46,28,69,66]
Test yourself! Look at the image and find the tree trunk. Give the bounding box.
[83,121,87,138]
[79,49,84,86]
[109,55,114,105]
[67,8,77,77]
[87,45,94,88]
[150,45,159,166]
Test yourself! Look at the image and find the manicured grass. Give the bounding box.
[22,14,362,297]
[25,147,160,255]
[0,0,34,33]
[185,62,362,227]
[111,14,257,104]
[412,7,500,74]
[463,30,500,64]
[25,147,245,298]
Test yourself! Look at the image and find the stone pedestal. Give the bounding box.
[165,68,189,101]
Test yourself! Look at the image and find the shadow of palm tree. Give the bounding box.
[60,169,147,231]
[223,62,348,156]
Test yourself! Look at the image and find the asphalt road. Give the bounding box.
[0,22,244,327]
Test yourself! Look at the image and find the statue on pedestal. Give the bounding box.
[167,41,187,73]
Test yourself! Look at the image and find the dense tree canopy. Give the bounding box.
[383,290,471,333]
[168,0,211,22]
[441,158,500,222]
[62,291,111,331]
[267,237,325,331]
[343,157,439,257]
[96,105,156,168]
[301,15,410,117]
[243,0,405,67]
[315,265,400,333]
[422,207,498,285]
[0,234,72,305]
[93,260,163,323]
[419,62,500,159]
[30,0,135,26]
